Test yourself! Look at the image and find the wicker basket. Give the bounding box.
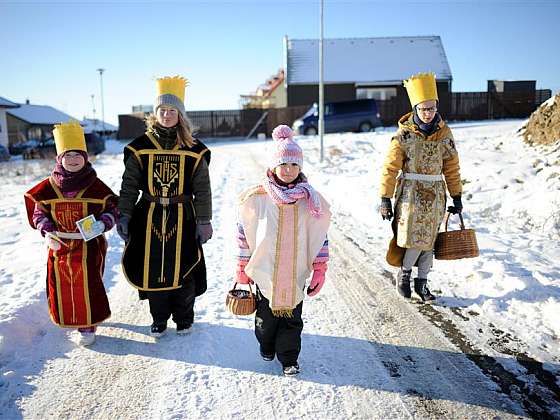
[226,282,256,315]
[434,212,479,260]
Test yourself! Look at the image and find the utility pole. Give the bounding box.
[96,68,106,137]
[319,0,324,162]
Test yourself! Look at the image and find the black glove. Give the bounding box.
[196,221,213,244]
[447,195,463,214]
[117,216,130,241]
[380,197,393,221]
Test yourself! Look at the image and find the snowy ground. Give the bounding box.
[0,120,558,418]
[303,119,560,363]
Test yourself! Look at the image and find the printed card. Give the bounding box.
[76,215,104,241]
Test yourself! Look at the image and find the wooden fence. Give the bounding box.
[118,90,552,140]
[377,89,552,124]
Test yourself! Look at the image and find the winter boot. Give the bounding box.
[176,323,192,335]
[414,278,435,302]
[283,363,300,376]
[150,323,167,338]
[396,269,412,298]
[77,327,96,346]
[260,347,275,361]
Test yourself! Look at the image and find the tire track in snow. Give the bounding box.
[328,223,526,418]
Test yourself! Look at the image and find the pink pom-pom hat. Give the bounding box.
[270,125,303,169]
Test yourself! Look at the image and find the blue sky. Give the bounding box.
[1,0,558,124]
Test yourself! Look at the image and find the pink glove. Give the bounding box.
[236,260,253,285]
[307,263,327,296]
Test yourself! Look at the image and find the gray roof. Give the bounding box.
[285,36,452,85]
[0,96,19,108]
[7,103,79,125]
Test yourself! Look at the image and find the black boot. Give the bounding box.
[396,269,412,298]
[414,278,435,302]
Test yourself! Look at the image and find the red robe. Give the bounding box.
[24,177,116,328]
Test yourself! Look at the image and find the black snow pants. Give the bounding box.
[147,279,196,326]
[255,288,304,367]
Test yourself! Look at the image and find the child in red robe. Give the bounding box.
[24,122,117,346]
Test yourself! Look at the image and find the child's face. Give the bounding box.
[62,151,86,172]
[274,163,300,184]
[416,100,438,124]
[157,106,179,128]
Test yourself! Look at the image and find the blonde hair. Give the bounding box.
[145,111,196,148]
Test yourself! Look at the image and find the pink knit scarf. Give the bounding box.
[262,170,322,218]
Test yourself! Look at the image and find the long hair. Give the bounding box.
[145,111,196,148]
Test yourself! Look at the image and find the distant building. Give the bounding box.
[81,118,118,138]
[284,35,453,109]
[240,69,287,109]
[6,100,80,146]
[487,80,539,119]
[0,97,19,148]
[132,104,153,114]
[118,113,147,140]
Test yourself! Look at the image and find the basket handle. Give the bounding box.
[443,211,466,232]
[231,281,254,295]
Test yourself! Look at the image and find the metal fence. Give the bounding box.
[189,106,309,138]
[188,109,262,138]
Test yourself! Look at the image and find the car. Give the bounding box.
[23,138,56,159]
[292,99,382,136]
[23,132,106,160]
[8,139,39,156]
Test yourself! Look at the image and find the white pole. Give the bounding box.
[97,68,106,136]
[319,0,324,162]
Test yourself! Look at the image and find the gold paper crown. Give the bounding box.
[156,76,189,103]
[53,121,87,155]
[403,72,438,107]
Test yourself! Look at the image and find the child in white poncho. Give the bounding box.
[235,125,331,376]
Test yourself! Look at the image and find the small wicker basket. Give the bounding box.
[434,212,479,260]
[226,282,256,315]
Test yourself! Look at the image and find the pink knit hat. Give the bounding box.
[270,125,303,169]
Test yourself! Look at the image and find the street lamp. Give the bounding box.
[319,0,324,162]
[96,68,106,137]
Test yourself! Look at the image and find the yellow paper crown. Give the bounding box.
[156,76,188,103]
[53,121,87,155]
[403,72,438,107]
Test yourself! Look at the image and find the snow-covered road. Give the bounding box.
[1,122,559,418]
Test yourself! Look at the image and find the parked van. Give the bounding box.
[292,99,382,135]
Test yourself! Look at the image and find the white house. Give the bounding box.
[0,97,19,148]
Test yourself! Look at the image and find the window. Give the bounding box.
[356,87,397,101]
